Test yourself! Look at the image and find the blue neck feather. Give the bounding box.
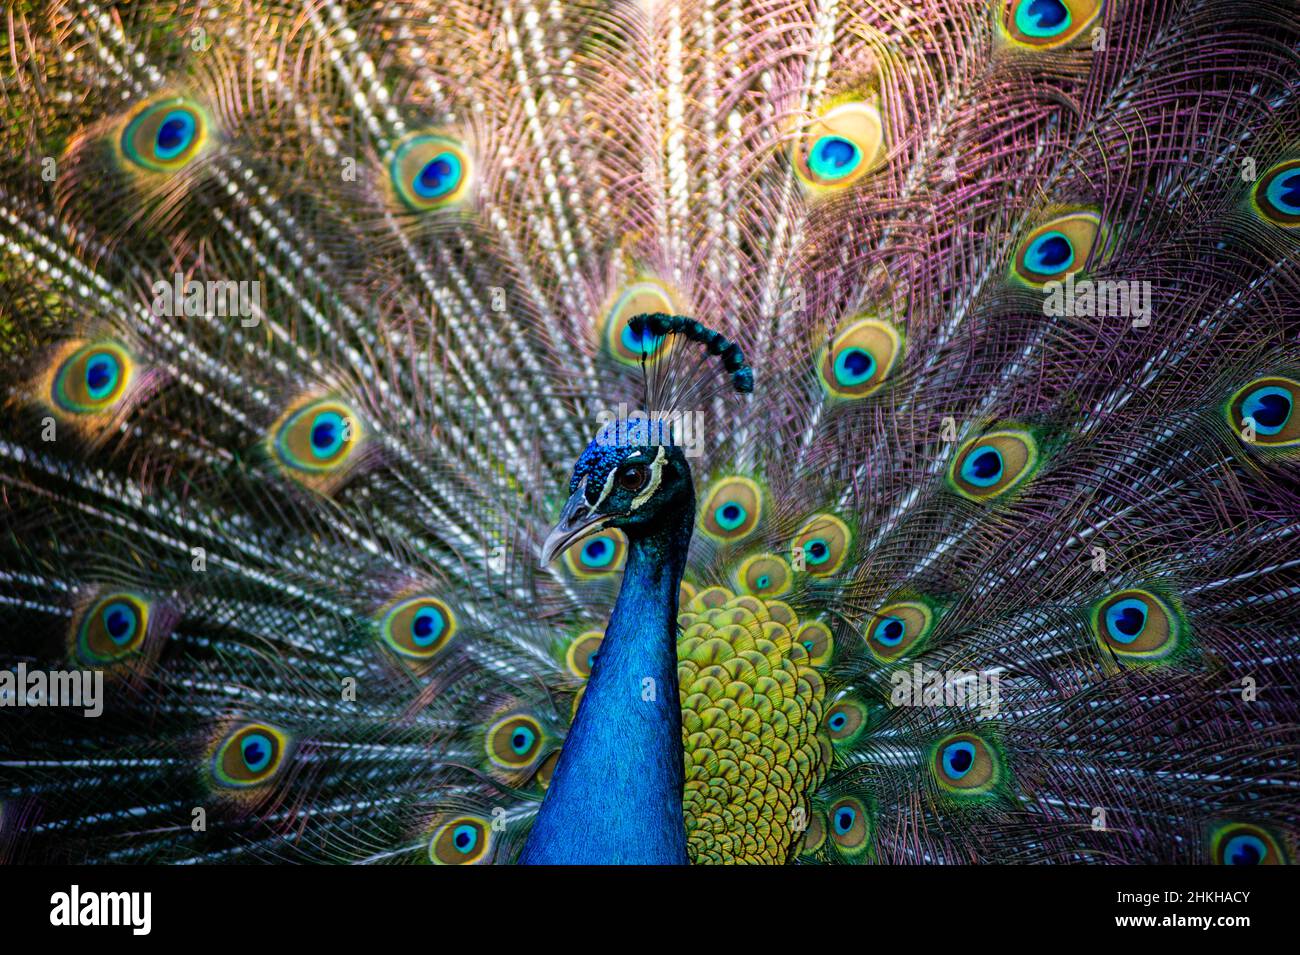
[520,502,693,865]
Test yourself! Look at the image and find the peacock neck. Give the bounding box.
[520,497,693,865]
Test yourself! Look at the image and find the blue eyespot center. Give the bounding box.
[834,347,876,386]
[582,537,614,568]
[834,807,856,834]
[962,447,1004,487]
[309,411,347,458]
[102,602,136,645]
[875,616,906,647]
[756,574,771,589]
[1025,231,1075,274]
[1267,169,1300,214]
[154,110,197,160]
[1224,834,1266,865]
[411,608,445,647]
[1105,598,1148,644]
[621,324,661,357]
[716,502,747,530]
[942,740,976,779]
[1016,0,1072,37]
[414,153,462,199]
[1242,386,1293,435]
[241,733,273,773]
[511,727,535,755]
[85,354,120,400]
[829,713,847,730]
[452,824,478,854]
[805,539,830,564]
[809,136,861,181]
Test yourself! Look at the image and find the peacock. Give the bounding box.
[0,0,1298,867]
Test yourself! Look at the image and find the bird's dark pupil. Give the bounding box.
[311,421,336,449]
[1114,606,1145,636]
[843,349,872,376]
[722,504,741,520]
[1036,234,1072,268]
[1253,393,1291,428]
[1231,841,1262,865]
[86,359,112,391]
[948,747,973,773]
[420,158,452,188]
[970,450,1002,480]
[105,609,129,637]
[1279,170,1300,208]
[883,620,903,640]
[157,117,187,152]
[1027,0,1069,30]
[819,137,856,170]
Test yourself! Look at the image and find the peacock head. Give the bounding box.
[540,313,753,566]
[540,433,693,565]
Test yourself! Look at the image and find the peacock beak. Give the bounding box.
[540,478,607,566]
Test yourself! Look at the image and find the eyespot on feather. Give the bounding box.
[700,476,763,543]
[211,723,290,789]
[793,101,885,191]
[1012,211,1101,286]
[377,596,456,660]
[1090,588,1181,662]
[819,318,902,400]
[429,816,492,865]
[390,133,472,212]
[931,732,1001,796]
[1227,376,1300,447]
[120,96,210,173]
[1002,0,1104,49]
[948,429,1039,500]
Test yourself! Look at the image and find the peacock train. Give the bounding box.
[0,0,1297,866]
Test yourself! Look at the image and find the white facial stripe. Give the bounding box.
[591,465,620,512]
[630,446,666,511]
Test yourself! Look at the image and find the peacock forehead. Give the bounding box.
[570,438,655,495]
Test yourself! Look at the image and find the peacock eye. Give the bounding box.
[73,592,150,665]
[949,429,1040,500]
[1012,211,1101,286]
[1091,588,1180,662]
[212,723,289,788]
[1005,0,1103,49]
[52,341,134,414]
[931,732,1000,796]
[1253,159,1300,227]
[390,133,471,212]
[1228,376,1300,447]
[1211,823,1284,865]
[121,97,209,173]
[617,463,650,492]
[429,816,492,865]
